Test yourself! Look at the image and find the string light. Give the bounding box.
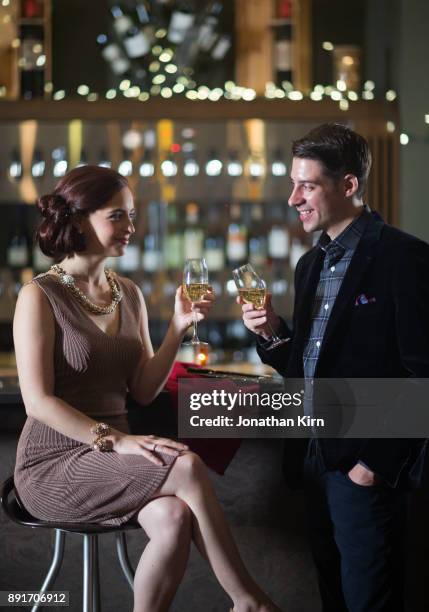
[399,133,409,145]
[173,83,185,94]
[160,87,173,98]
[322,41,334,51]
[152,74,166,85]
[119,79,131,91]
[53,90,66,100]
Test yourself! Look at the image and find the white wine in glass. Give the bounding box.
[182,258,209,347]
[184,282,210,303]
[233,263,290,350]
[238,287,266,310]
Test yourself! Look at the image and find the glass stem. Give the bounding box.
[191,308,199,342]
[267,321,280,341]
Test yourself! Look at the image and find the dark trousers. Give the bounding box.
[304,443,407,612]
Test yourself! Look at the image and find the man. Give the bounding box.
[240,123,429,612]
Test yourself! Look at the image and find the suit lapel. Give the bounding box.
[295,247,324,343]
[318,216,384,359]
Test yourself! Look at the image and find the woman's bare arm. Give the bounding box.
[14,283,186,464]
[14,283,107,444]
[128,285,213,405]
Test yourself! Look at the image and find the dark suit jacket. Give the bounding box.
[257,213,429,488]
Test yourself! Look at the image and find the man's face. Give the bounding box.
[288,157,347,236]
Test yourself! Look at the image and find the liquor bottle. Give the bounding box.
[167,1,195,44]
[183,202,204,260]
[226,203,247,266]
[19,24,45,99]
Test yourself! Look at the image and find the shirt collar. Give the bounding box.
[318,205,371,257]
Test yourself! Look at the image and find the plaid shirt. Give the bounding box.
[303,207,371,413]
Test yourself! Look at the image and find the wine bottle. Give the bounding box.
[123,25,151,58]
[211,34,231,60]
[19,24,44,99]
[268,203,290,261]
[20,0,44,19]
[7,211,29,268]
[196,1,222,52]
[33,245,52,272]
[164,203,183,269]
[111,4,135,38]
[183,202,204,260]
[142,201,162,273]
[168,1,195,44]
[273,0,293,85]
[204,203,225,272]
[226,203,247,265]
[248,203,267,267]
[117,241,141,272]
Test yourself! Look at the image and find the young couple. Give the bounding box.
[14,123,428,612]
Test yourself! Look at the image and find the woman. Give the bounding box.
[13,166,280,612]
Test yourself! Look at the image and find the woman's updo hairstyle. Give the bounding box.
[36,165,129,258]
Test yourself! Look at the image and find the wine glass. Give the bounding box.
[182,258,209,346]
[233,263,290,350]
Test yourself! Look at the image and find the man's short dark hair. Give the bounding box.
[292,123,372,198]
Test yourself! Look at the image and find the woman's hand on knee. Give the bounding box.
[111,433,188,465]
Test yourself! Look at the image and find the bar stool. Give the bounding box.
[1,476,140,612]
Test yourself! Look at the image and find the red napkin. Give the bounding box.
[165,362,242,475]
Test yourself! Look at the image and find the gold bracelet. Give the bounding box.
[90,422,111,452]
[92,436,113,452]
[90,422,110,436]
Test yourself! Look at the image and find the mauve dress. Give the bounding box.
[14,273,178,526]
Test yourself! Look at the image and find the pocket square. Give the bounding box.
[355,293,376,306]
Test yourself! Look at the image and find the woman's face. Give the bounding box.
[81,187,136,257]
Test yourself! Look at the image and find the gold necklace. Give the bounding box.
[50,264,122,315]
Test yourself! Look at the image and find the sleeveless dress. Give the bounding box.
[14,273,178,526]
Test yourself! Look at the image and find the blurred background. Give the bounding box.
[0,0,427,362]
[1,3,429,611]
